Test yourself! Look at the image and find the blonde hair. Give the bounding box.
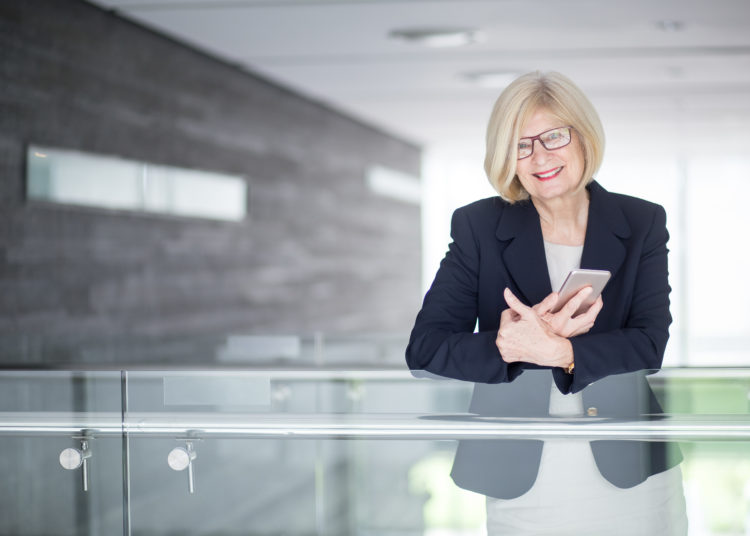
[484,71,605,202]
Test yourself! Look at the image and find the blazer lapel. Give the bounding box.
[494,182,631,307]
[581,181,631,277]
[495,200,552,306]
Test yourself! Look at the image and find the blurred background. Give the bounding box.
[93,0,750,368]
[2,0,750,367]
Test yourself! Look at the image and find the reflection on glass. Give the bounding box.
[447,371,687,535]
[26,145,247,222]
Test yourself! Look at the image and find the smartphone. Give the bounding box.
[550,269,611,316]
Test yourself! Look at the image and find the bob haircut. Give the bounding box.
[484,71,605,203]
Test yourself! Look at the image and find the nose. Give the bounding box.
[530,138,551,162]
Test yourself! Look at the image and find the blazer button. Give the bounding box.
[587,407,598,417]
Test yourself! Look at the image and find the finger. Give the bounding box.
[499,308,517,326]
[566,296,603,336]
[540,311,554,324]
[589,295,603,315]
[563,286,593,316]
[503,288,534,319]
[576,295,603,323]
[500,307,520,320]
[571,321,595,337]
[534,292,559,316]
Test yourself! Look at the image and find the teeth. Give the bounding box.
[536,167,562,178]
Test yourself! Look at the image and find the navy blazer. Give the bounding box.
[406,180,672,393]
[406,181,679,498]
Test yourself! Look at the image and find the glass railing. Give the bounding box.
[2,366,750,535]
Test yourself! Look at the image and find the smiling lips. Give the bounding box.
[533,166,563,181]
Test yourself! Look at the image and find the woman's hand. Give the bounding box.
[496,288,573,368]
[534,287,603,338]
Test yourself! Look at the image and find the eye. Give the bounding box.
[518,140,532,150]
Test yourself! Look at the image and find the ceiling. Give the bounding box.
[91,0,750,157]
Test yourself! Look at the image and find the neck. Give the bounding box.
[532,188,590,246]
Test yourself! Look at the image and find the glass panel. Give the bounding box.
[123,370,473,535]
[118,368,750,535]
[2,366,750,534]
[27,145,247,222]
[0,371,125,535]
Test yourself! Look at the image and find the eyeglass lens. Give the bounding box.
[517,127,571,159]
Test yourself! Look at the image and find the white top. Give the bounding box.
[543,241,584,417]
[543,241,583,294]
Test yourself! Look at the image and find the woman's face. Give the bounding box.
[515,108,585,203]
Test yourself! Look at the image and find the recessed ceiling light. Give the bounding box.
[462,71,520,88]
[389,28,484,48]
[656,20,685,32]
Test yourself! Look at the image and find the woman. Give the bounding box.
[406,72,687,534]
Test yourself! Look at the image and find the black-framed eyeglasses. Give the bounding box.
[517,126,573,160]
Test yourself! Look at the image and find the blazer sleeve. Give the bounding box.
[559,204,672,394]
[405,207,523,383]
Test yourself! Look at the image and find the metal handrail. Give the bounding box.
[2,366,750,380]
[2,411,750,441]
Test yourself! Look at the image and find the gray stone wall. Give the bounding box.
[0,0,422,365]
